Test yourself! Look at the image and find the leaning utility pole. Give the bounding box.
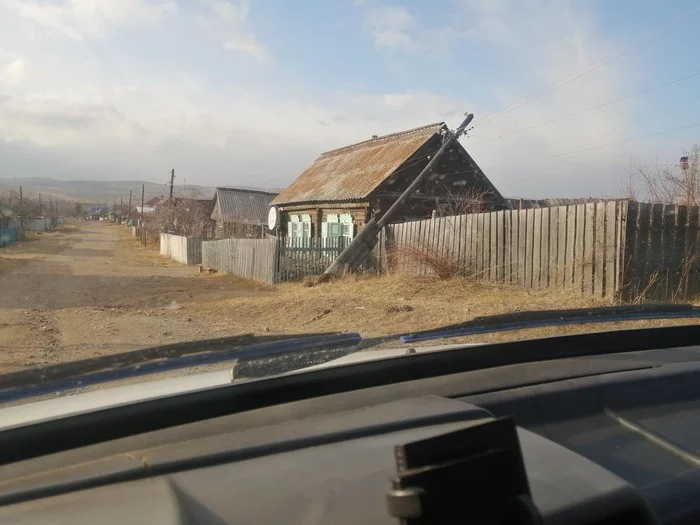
[323,113,474,278]
[169,168,175,201]
[140,184,146,246]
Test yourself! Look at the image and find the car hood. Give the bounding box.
[0,343,482,432]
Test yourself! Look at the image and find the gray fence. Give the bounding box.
[200,236,380,284]
[381,200,700,301]
[622,202,700,302]
[202,238,277,284]
[159,233,202,265]
[276,237,350,282]
[381,201,627,300]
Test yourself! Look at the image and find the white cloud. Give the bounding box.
[2,0,177,39]
[364,5,416,50]
[0,0,681,199]
[195,0,271,62]
[1,57,25,85]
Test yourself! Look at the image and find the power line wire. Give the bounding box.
[459,4,700,129]
[549,122,700,159]
[469,70,700,146]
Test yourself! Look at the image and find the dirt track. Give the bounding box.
[0,222,270,373]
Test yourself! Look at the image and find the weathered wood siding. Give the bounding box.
[159,233,202,265]
[202,238,277,284]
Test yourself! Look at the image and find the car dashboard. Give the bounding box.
[2,339,700,525]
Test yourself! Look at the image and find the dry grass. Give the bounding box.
[113,225,175,267]
[186,273,616,341]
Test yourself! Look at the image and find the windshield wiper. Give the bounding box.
[401,304,700,343]
[0,332,362,404]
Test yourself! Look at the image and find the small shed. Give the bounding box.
[270,122,506,242]
[211,187,278,238]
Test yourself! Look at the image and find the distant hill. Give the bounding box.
[0,178,281,204]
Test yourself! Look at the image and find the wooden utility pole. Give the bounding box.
[169,169,175,201]
[38,194,42,216]
[323,113,474,278]
[128,190,133,222]
[19,185,23,230]
[120,197,123,220]
[140,184,145,245]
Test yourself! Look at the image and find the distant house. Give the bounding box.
[270,122,506,242]
[211,187,278,238]
[158,197,215,238]
[145,196,163,207]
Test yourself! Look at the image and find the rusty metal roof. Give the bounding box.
[212,187,278,225]
[271,122,445,205]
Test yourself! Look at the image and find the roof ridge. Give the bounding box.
[216,187,279,196]
[320,121,445,156]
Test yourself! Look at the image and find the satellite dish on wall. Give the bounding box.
[268,206,279,230]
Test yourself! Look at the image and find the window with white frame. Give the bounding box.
[287,214,312,239]
[322,213,354,243]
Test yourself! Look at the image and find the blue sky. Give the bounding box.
[1,0,699,198]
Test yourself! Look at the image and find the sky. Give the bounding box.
[1,0,699,198]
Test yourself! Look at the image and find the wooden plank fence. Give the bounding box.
[160,233,202,265]
[189,199,700,301]
[202,238,277,284]
[622,202,700,302]
[381,200,700,301]
[380,201,628,300]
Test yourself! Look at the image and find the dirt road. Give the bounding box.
[0,222,271,373]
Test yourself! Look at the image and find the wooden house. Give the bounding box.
[211,187,278,238]
[270,122,506,242]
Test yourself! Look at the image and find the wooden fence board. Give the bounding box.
[489,213,497,280]
[557,206,567,287]
[517,210,525,286]
[604,201,618,300]
[540,208,550,287]
[565,206,576,287]
[532,209,542,289]
[504,211,512,283]
[496,211,504,282]
[594,202,606,298]
[548,207,558,288]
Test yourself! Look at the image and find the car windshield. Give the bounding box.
[1,0,700,406]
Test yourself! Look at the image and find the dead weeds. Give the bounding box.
[186,273,611,340]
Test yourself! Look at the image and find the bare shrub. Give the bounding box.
[384,186,489,279]
[433,186,490,217]
[388,243,463,280]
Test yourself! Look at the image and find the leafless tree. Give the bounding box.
[155,187,214,238]
[625,145,700,205]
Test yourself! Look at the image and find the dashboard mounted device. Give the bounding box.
[386,417,542,525]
